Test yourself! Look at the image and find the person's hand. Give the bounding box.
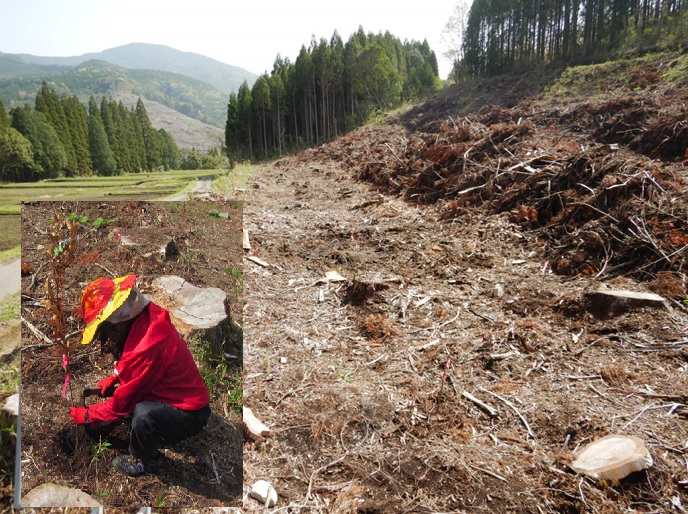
[70,406,89,424]
[97,373,118,395]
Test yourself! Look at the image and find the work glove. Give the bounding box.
[70,406,90,424]
[97,373,118,396]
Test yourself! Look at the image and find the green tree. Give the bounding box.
[270,71,285,156]
[0,127,37,181]
[0,96,9,132]
[252,75,272,159]
[158,129,180,170]
[135,98,162,170]
[62,95,92,176]
[237,80,253,160]
[225,91,240,167]
[10,105,66,178]
[351,43,402,112]
[35,82,77,172]
[88,97,117,176]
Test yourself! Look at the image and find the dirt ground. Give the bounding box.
[239,55,688,512]
[20,201,243,509]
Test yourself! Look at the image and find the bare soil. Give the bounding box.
[20,200,243,509]
[239,55,688,512]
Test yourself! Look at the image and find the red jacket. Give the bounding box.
[89,303,210,423]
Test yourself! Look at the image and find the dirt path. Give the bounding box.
[237,118,687,512]
[167,178,213,201]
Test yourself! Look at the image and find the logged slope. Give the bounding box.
[239,52,687,512]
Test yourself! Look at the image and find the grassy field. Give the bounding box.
[0,169,221,205]
[0,216,19,254]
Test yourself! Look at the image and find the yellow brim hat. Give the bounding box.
[80,275,137,345]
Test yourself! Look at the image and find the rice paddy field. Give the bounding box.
[0,169,220,205]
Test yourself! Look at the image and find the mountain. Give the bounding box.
[0,59,229,149]
[2,43,257,94]
[0,44,259,149]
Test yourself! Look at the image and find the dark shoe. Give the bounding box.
[112,454,161,477]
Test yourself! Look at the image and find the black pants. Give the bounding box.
[130,401,211,462]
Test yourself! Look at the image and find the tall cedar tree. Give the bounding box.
[10,105,67,178]
[0,96,9,132]
[136,98,162,170]
[158,128,181,170]
[62,96,92,176]
[224,28,439,162]
[35,82,77,172]
[88,97,117,176]
[458,0,688,78]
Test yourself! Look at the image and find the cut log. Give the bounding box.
[570,434,653,483]
[243,406,271,442]
[150,276,241,363]
[586,289,667,319]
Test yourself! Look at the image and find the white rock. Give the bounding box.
[250,480,278,507]
[21,483,103,507]
[571,434,653,483]
[3,393,18,416]
[493,284,505,298]
[152,276,227,329]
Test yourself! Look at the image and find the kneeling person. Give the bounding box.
[69,274,211,477]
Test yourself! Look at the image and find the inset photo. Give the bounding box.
[20,201,242,509]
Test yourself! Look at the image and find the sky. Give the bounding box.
[1,0,461,80]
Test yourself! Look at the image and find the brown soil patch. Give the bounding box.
[20,200,243,509]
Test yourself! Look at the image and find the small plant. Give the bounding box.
[224,265,242,280]
[91,437,112,462]
[98,490,111,498]
[155,494,165,507]
[337,370,354,383]
[224,265,243,295]
[67,213,88,223]
[92,217,115,228]
[227,373,242,414]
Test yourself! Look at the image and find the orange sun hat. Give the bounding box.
[80,274,137,345]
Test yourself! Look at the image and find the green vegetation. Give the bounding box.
[91,438,112,462]
[0,83,182,181]
[212,162,256,193]
[544,51,688,100]
[0,214,20,254]
[0,169,219,204]
[189,333,242,416]
[0,410,15,479]
[450,0,688,79]
[0,292,19,323]
[0,350,18,480]
[0,57,230,128]
[0,247,20,263]
[225,28,440,163]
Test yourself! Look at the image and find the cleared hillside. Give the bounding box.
[239,51,688,512]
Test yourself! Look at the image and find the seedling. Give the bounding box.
[92,217,115,228]
[337,370,354,383]
[67,213,89,223]
[44,211,80,399]
[91,437,112,462]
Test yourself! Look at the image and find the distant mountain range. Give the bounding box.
[0,43,259,149]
